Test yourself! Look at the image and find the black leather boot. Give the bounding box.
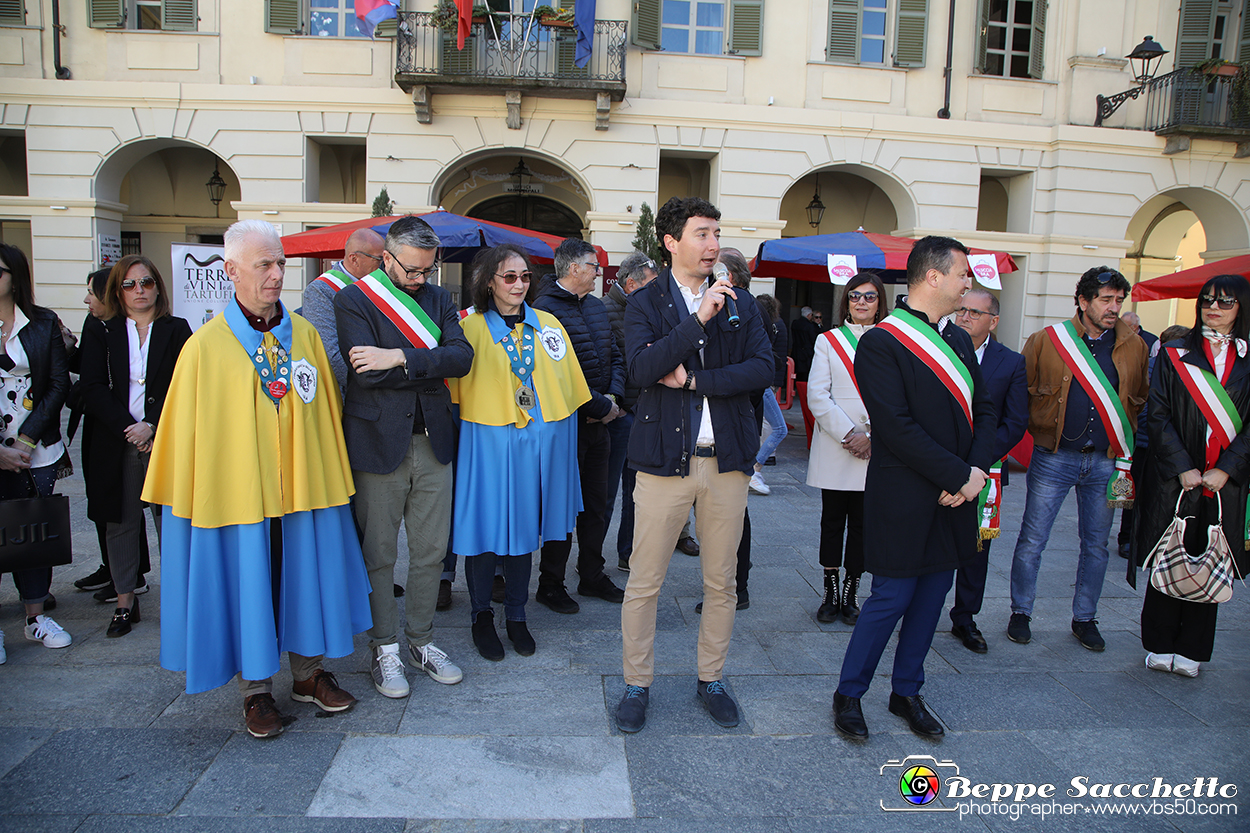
[816,569,840,623]
[841,573,861,625]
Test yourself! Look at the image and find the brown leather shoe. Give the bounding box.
[243,693,285,738]
[436,579,453,611]
[291,670,356,712]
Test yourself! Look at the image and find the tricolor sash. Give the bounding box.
[977,461,1004,549]
[315,267,355,292]
[824,326,861,397]
[357,269,441,350]
[1165,346,1250,547]
[877,308,974,427]
[1045,321,1136,508]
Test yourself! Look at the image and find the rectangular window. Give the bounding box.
[662,0,726,55]
[310,0,368,38]
[828,0,927,68]
[977,0,1045,78]
[634,0,763,55]
[87,0,197,31]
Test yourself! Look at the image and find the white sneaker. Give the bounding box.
[0,629,6,664]
[1145,652,1173,672]
[1171,654,1201,677]
[371,643,410,698]
[24,615,72,649]
[409,642,463,685]
[749,472,771,495]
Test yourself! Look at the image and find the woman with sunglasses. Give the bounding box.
[449,244,590,660]
[806,272,888,624]
[1132,275,1250,677]
[80,255,191,637]
[0,244,72,660]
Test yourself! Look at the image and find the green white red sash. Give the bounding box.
[357,269,441,350]
[315,267,355,292]
[823,326,860,397]
[1045,320,1135,507]
[977,461,1004,548]
[1166,345,1250,546]
[877,308,974,426]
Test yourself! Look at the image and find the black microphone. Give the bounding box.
[712,261,741,329]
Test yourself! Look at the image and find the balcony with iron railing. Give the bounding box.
[395,11,627,127]
[1096,65,1250,153]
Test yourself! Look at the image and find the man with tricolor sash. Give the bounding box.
[945,288,1028,654]
[301,228,384,394]
[1009,267,1148,651]
[335,216,474,699]
[832,236,997,740]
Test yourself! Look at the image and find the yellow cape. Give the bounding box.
[141,313,355,528]
[450,308,590,427]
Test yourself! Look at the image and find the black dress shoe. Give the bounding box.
[951,622,988,653]
[505,620,536,656]
[577,574,625,603]
[676,536,700,556]
[832,691,868,738]
[695,591,749,614]
[888,692,944,737]
[535,585,580,614]
[471,610,505,661]
[106,597,140,638]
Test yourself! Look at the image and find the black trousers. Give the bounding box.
[539,420,610,589]
[1141,584,1219,662]
[736,508,752,594]
[819,489,864,575]
[950,540,991,627]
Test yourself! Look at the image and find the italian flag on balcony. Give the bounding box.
[354,0,398,38]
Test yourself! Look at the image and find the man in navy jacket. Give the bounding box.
[614,197,773,734]
[833,236,996,740]
[947,288,1028,653]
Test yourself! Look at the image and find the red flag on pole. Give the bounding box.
[456,0,473,49]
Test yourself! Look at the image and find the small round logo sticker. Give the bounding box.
[899,764,940,806]
[267,379,289,400]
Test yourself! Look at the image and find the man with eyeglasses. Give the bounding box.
[301,228,385,395]
[943,289,1027,653]
[334,215,474,699]
[1008,267,1148,652]
[531,238,628,614]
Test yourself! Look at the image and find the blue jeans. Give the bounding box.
[1010,446,1114,622]
[756,388,788,467]
[604,412,635,560]
[466,553,531,622]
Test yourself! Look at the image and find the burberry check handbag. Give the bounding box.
[1144,491,1236,604]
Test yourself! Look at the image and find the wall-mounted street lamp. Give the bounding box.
[1095,36,1170,126]
[206,163,227,214]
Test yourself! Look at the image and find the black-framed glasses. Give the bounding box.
[847,291,878,303]
[121,277,157,291]
[955,306,993,320]
[389,252,440,280]
[496,271,532,285]
[350,251,383,263]
[1199,295,1238,310]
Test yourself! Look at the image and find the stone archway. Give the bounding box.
[433,150,593,233]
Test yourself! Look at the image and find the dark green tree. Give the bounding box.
[371,186,395,217]
[630,202,663,263]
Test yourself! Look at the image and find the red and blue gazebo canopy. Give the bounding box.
[752,231,1019,284]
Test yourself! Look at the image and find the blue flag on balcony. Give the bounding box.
[575,0,596,68]
[354,0,398,38]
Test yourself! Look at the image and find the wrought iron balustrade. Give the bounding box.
[1142,68,1250,137]
[395,11,626,93]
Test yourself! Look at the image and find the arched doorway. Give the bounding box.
[467,194,585,239]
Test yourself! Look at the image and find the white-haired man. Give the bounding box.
[143,219,372,739]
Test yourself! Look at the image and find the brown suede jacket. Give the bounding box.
[1021,313,1149,456]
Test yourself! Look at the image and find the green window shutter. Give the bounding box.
[975,0,990,72]
[265,0,301,35]
[1027,0,1045,78]
[632,0,660,50]
[893,0,926,67]
[375,17,396,37]
[728,0,763,56]
[87,0,124,28]
[1177,0,1216,67]
[162,0,197,31]
[827,0,859,62]
[0,0,25,25]
[1240,0,1250,62]
[440,30,474,73]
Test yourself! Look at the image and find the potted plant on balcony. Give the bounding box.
[532,5,576,28]
[1193,58,1250,126]
[431,0,495,34]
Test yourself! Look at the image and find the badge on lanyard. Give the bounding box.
[515,385,537,410]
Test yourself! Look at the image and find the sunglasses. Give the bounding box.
[955,306,993,320]
[1199,295,1238,310]
[496,271,532,285]
[1095,271,1120,284]
[121,277,157,291]
[847,291,878,303]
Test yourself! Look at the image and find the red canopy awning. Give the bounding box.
[1130,254,1250,302]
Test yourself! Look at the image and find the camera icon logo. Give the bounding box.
[880,755,959,812]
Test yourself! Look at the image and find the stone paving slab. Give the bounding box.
[73,819,407,833]
[0,666,185,728]
[397,670,609,737]
[309,736,632,819]
[0,727,52,779]
[176,731,345,816]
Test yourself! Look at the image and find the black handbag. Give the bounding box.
[0,470,73,572]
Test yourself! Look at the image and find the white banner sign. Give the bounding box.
[170,242,231,331]
[968,253,1002,289]
[98,234,121,268]
[827,253,858,285]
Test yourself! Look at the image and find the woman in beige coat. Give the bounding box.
[806,272,887,624]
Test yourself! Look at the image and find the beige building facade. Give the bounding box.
[2,0,1249,349]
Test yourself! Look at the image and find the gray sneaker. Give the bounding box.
[371,643,410,699]
[408,642,463,685]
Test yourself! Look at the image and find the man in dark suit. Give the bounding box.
[946,288,1028,653]
[335,215,474,700]
[832,236,996,739]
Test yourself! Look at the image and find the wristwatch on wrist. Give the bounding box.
[683,371,695,391]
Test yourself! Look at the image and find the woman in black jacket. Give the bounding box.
[80,254,191,637]
[0,244,72,656]
[1134,274,1250,677]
